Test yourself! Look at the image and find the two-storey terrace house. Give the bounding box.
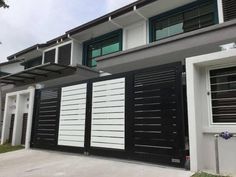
[1,0,236,175]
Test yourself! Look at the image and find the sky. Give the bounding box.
[0,0,136,62]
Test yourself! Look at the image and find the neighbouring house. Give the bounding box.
[1,0,236,175]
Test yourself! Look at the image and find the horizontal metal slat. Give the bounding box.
[134,138,177,148]
[134,145,175,156]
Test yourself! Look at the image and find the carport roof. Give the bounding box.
[0,63,77,85]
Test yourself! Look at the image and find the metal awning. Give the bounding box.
[0,63,77,85]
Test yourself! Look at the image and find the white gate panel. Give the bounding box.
[58,83,87,147]
[91,78,125,150]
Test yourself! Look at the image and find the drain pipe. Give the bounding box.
[214,134,220,174]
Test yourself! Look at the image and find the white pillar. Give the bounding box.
[12,94,23,146]
[1,95,11,144]
[217,0,224,23]
[25,89,35,149]
[186,61,199,172]
[0,82,2,136]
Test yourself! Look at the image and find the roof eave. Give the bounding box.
[7,44,47,60]
[66,0,158,36]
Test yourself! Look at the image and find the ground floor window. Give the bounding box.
[83,29,122,67]
[209,66,236,123]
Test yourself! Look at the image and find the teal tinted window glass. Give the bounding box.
[101,36,120,55]
[155,14,183,40]
[85,30,122,67]
[102,43,120,55]
[92,48,101,58]
[155,19,169,40]
[169,14,184,36]
[89,59,97,67]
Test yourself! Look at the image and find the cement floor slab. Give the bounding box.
[0,149,193,177]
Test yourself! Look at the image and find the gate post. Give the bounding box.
[125,74,134,158]
[84,81,92,155]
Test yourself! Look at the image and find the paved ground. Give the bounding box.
[0,149,193,177]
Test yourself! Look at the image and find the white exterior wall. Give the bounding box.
[0,62,24,74]
[123,20,147,50]
[42,40,83,66]
[71,41,83,66]
[186,49,236,176]
[1,88,35,149]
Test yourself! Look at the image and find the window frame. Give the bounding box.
[206,64,236,126]
[149,0,219,43]
[58,43,72,66]
[43,49,56,64]
[43,41,73,65]
[0,71,9,77]
[23,57,43,69]
[83,29,123,67]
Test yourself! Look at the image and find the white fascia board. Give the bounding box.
[6,88,35,97]
[43,40,73,52]
[186,49,236,66]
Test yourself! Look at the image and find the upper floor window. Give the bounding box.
[0,71,9,77]
[83,30,122,67]
[43,43,72,66]
[149,0,218,42]
[222,0,236,22]
[58,43,71,66]
[44,49,56,64]
[23,57,42,69]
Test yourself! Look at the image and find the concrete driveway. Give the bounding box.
[0,149,193,177]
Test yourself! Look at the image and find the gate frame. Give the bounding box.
[31,62,186,167]
[127,62,186,167]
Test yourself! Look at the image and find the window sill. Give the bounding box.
[202,126,236,134]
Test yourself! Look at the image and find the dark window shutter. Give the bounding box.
[210,66,236,123]
[44,49,56,64]
[58,44,71,66]
[222,0,236,22]
[24,57,42,69]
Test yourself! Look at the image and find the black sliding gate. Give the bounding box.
[31,62,186,167]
